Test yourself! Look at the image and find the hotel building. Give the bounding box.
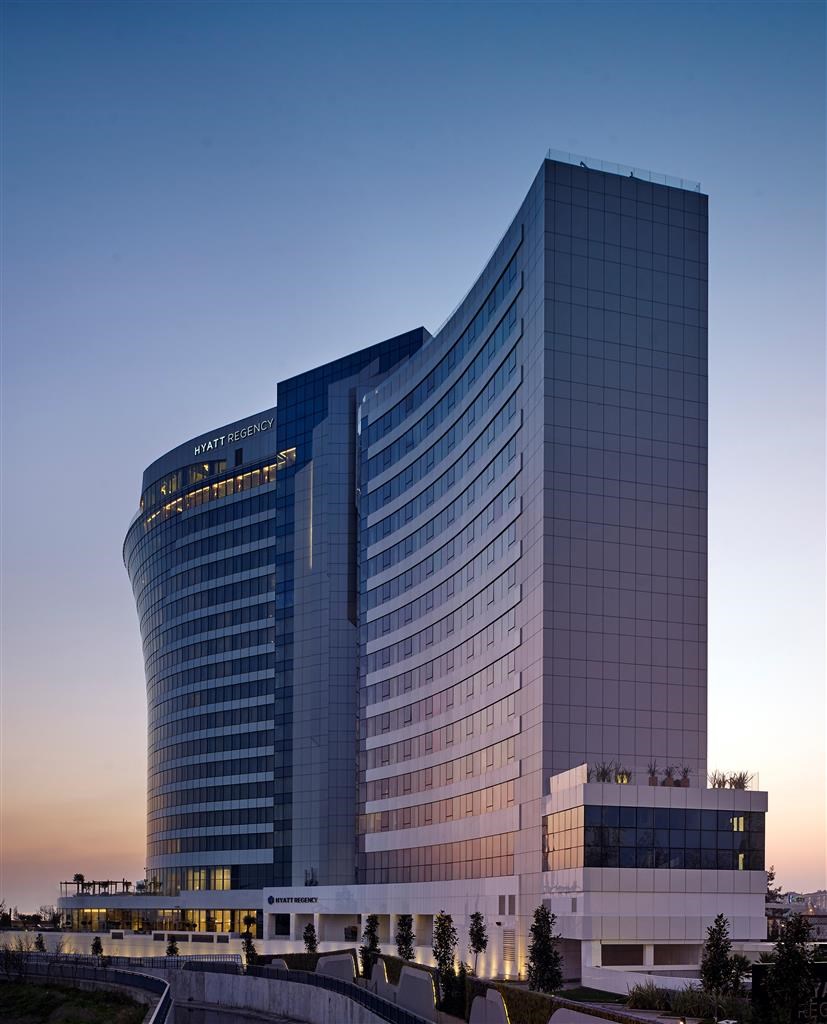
[59,153,768,984]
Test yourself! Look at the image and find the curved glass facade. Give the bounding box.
[124,411,283,896]
[357,157,709,899]
[123,330,428,903]
[357,221,527,887]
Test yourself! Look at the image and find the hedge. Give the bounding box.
[465,980,653,1024]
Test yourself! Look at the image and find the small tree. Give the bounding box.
[766,864,784,903]
[303,921,318,954]
[90,936,103,957]
[527,905,562,993]
[432,910,458,1008]
[241,914,258,966]
[359,913,381,978]
[468,911,488,975]
[166,937,179,957]
[766,913,814,1023]
[700,913,735,995]
[241,931,258,966]
[34,934,46,953]
[395,914,415,960]
[432,910,457,974]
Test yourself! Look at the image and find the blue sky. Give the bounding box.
[1,0,824,908]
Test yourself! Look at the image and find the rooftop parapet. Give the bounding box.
[546,147,702,192]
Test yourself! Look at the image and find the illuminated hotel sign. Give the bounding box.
[193,418,274,456]
[267,896,318,904]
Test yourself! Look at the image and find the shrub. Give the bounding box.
[669,986,716,1017]
[625,980,670,1010]
[302,922,318,954]
[625,981,752,1022]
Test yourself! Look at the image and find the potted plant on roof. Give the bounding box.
[679,766,691,788]
[709,770,727,789]
[661,765,676,787]
[728,770,752,790]
[615,765,632,784]
[647,761,659,787]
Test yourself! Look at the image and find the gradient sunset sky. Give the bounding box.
[1,0,824,911]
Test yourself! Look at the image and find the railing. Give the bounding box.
[24,952,241,970]
[550,763,760,790]
[5,958,172,1023]
[247,964,434,1024]
[546,147,702,192]
[59,880,147,897]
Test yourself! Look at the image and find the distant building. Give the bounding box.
[767,893,827,941]
[60,152,769,982]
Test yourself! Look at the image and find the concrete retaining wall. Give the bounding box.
[166,970,386,1024]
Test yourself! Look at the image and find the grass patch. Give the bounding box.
[0,982,145,1024]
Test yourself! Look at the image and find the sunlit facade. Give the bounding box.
[261,155,766,980]
[59,155,768,981]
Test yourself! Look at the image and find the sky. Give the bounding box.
[1,0,824,911]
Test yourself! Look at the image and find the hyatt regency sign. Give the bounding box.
[194,418,274,457]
